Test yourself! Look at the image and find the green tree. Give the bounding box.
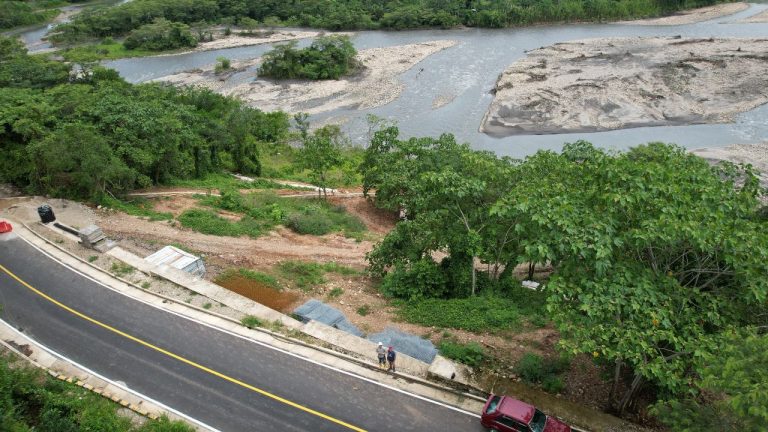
[123,18,198,51]
[299,125,345,197]
[258,35,357,80]
[27,123,135,199]
[653,331,768,431]
[493,142,768,414]
[363,127,517,297]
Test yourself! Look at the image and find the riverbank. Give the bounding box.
[738,8,768,23]
[156,40,458,115]
[190,30,332,53]
[481,37,768,136]
[616,2,749,25]
[693,142,768,188]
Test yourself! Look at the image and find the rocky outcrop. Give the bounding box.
[481,37,768,136]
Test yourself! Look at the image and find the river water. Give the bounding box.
[20,3,768,157]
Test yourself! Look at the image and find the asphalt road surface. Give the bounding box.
[0,236,484,432]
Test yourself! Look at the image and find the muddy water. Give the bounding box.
[215,274,299,312]
[477,373,640,432]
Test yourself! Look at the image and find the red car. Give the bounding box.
[480,394,572,432]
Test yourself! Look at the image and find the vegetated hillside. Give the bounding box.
[361,128,768,428]
[49,0,729,44]
[0,36,289,201]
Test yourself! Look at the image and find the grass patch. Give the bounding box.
[110,262,135,277]
[88,255,98,263]
[438,339,486,367]
[397,295,525,333]
[277,261,325,290]
[100,196,173,221]
[177,209,269,238]
[356,304,370,316]
[203,302,212,309]
[216,268,280,290]
[327,287,344,299]
[277,260,359,291]
[197,190,366,239]
[241,315,263,329]
[516,352,571,394]
[141,281,151,289]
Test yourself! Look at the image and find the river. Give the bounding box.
[18,3,768,158]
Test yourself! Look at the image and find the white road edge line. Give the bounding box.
[15,234,482,419]
[0,319,223,432]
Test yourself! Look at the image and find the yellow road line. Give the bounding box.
[0,263,366,432]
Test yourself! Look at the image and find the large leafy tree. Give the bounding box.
[653,331,768,431]
[492,142,768,414]
[363,127,519,297]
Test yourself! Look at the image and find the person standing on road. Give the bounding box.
[386,346,396,372]
[376,342,387,368]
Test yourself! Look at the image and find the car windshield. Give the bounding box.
[529,409,547,432]
[486,396,502,414]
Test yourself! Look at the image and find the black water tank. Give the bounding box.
[37,205,56,224]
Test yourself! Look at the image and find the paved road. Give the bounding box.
[0,236,483,432]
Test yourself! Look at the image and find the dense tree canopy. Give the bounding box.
[258,35,358,80]
[0,37,289,200]
[47,0,730,43]
[362,131,768,419]
[123,18,198,51]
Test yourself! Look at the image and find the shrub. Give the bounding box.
[241,315,262,329]
[517,353,546,383]
[214,56,231,74]
[380,259,448,300]
[285,211,334,235]
[516,352,571,393]
[0,353,194,431]
[438,340,486,367]
[542,375,565,394]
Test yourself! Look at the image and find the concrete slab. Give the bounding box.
[302,320,430,376]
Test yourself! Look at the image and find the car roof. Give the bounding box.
[498,396,535,423]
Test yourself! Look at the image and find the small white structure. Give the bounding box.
[522,280,540,290]
[144,246,205,277]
